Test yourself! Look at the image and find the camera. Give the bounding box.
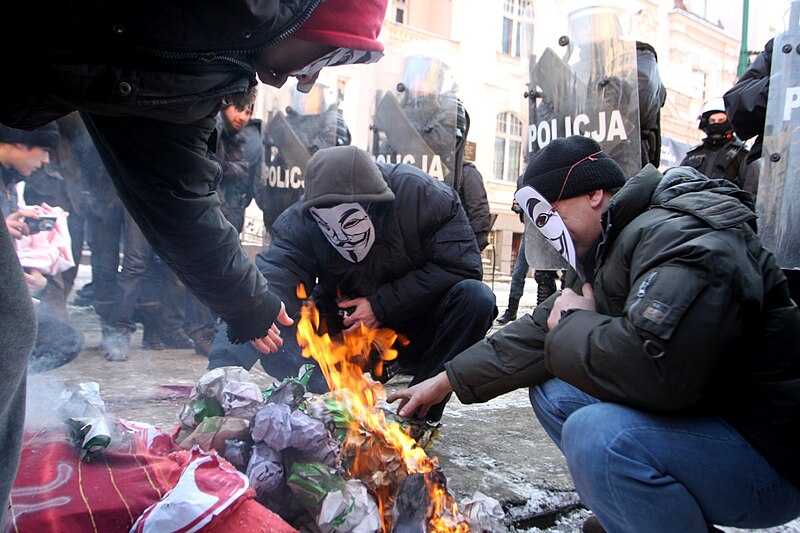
[24,215,57,235]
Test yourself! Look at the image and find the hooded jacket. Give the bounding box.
[255,162,482,329]
[446,165,800,488]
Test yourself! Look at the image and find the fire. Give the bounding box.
[294,288,469,532]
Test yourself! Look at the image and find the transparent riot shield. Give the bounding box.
[254,81,349,235]
[759,0,800,269]
[368,39,460,189]
[524,3,642,270]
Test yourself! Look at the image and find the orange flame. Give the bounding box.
[295,291,469,532]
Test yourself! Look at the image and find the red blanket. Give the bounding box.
[6,424,296,533]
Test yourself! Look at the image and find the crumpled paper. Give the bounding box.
[246,443,285,497]
[58,382,111,460]
[460,491,508,533]
[177,416,250,452]
[287,462,345,513]
[178,367,263,430]
[317,479,381,533]
[252,403,341,468]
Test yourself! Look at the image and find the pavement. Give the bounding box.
[23,267,800,533]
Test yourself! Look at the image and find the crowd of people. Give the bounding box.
[1,1,798,531]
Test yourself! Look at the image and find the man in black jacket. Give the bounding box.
[0,0,389,523]
[680,98,758,194]
[209,146,496,421]
[389,136,800,531]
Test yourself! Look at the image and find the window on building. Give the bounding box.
[501,0,533,57]
[494,112,524,182]
[394,0,406,24]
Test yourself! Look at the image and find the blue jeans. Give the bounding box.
[530,379,800,532]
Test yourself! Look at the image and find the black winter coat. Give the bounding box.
[446,165,800,488]
[680,139,759,194]
[256,163,483,330]
[724,39,773,163]
[1,1,324,343]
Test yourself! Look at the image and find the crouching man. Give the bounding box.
[389,136,800,531]
[209,145,496,421]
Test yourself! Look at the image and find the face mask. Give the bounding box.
[310,203,375,263]
[514,186,584,281]
[703,121,734,139]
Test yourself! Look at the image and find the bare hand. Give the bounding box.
[340,297,380,331]
[5,209,38,239]
[387,372,453,419]
[547,283,596,330]
[251,303,294,354]
[24,270,47,292]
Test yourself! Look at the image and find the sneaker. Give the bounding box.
[190,326,216,357]
[162,329,195,350]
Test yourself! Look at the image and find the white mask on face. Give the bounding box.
[310,203,376,263]
[514,186,584,281]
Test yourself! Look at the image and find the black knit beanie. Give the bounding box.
[522,136,626,203]
[0,123,60,151]
[301,145,395,212]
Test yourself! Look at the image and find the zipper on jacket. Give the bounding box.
[630,270,658,313]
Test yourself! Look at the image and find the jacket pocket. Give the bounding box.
[626,265,708,341]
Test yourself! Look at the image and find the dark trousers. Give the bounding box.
[88,205,124,324]
[509,240,530,301]
[109,211,155,331]
[208,279,497,420]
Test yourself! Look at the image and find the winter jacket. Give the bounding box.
[680,138,759,194]
[724,39,773,163]
[1,1,330,343]
[3,0,322,128]
[458,162,492,251]
[255,162,483,329]
[446,164,800,488]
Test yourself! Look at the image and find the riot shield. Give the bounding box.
[524,3,642,270]
[369,40,460,189]
[255,81,349,235]
[759,0,800,269]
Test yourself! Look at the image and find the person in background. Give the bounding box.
[680,97,759,194]
[209,146,496,422]
[390,135,800,532]
[455,102,492,252]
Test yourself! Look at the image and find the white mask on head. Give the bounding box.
[310,203,376,263]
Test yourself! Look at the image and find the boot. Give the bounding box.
[139,303,165,350]
[495,297,520,325]
[189,326,216,357]
[582,515,605,533]
[535,270,558,305]
[105,329,131,362]
[162,329,195,350]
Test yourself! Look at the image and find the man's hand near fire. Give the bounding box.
[340,297,380,332]
[387,371,453,420]
[251,302,294,354]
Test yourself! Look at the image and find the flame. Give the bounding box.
[295,291,469,532]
